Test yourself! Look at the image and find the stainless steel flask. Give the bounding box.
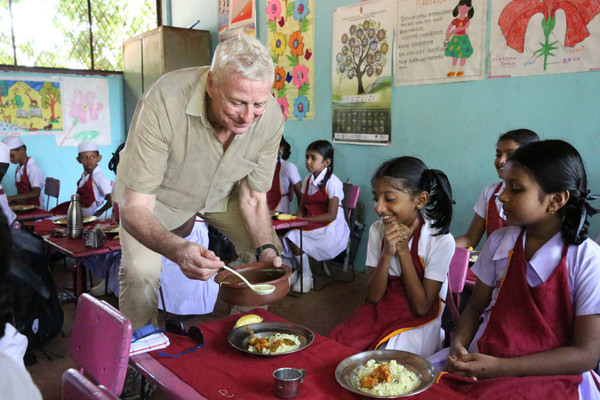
[66,194,83,239]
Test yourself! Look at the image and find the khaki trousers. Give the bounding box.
[118,193,281,330]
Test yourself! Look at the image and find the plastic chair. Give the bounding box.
[62,368,119,400]
[44,177,60,210]
[69,293,132,396]
[443,247,470,346]
[315,182,361,290]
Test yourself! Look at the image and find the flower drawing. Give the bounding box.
[277,97,289,120]
[292,64,309,89]
[67,90,102,125]
[293,96,308,120]
[266,0,282,21]
[499,0,600,70]
[293,0,310,22]
[271,32,287,57]
[288,30,304,58]
[273,67,286,91]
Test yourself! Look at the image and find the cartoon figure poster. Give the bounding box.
[394,0,487,86]
[332,0,393,145]
[55,77,111,147]
[489,0,600,77]
[0,79,62,135]
[267,0,314,121]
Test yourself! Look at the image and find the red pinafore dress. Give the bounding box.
[485,182,508,237]
[77,172,97,208]
[266,159,282,211]
[438,229,583,399]
[301,178,333,231]
[15,157,40,206]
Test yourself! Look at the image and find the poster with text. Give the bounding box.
[394,0,486,86]
[489,0,600,78]
[0,78,62,136]
[332,0,393,145]
[55,77,110,147]
[267,0,314,121]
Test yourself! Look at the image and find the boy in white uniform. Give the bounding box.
[76,141,112,217]
[0,143,16,227]
[1,136,45,207]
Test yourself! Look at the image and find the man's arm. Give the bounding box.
[120,187,223,279]
[238,179,282,266]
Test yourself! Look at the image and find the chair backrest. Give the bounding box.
[69,293,132,395]
[44,177,60,210]
[62,368,119,400]
[448,247,470,294]
[342,182,360,225]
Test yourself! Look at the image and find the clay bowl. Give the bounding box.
[214,262,292,307]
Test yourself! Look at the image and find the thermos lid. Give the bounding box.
[71,194,79,201]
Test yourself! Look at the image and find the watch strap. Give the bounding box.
[255,243,280,259]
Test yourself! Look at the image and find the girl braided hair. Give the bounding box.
[508,139,599,245]
[372,156,454,235]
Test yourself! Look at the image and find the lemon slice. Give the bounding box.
[234,314,263,329]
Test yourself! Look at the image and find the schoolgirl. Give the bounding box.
[266,136,302,214]
[330,156,454,357]
[281,140,350,293]
[440,140,600,399]
[455,129,539,249]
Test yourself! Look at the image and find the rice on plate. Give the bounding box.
[352,359,420,396]
[248,333,301,354]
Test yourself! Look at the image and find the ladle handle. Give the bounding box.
[222,265,255,288]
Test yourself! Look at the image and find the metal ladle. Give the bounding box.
[222,266,276,295]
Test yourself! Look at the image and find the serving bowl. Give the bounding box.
[214,262,292,306]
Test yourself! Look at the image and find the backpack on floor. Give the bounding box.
[6,229,64,361]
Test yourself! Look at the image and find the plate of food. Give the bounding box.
[53,216,98,225]
[335,350,435,398]
[228,321,314,356]
[97,225,119,236]
[11,204,36,212]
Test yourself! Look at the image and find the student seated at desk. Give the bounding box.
[0,143,16,227]
[76,141,112,218]
[1,136,45,207]
[267,136,302,214]
[330,156,454,358]
[455,129,539,249]
[437,140,600,399]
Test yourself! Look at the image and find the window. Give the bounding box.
[0,0,160,71]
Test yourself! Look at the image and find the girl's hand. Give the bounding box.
[382,223,403,257]
[447,352,503,380]
[394,217,419,253]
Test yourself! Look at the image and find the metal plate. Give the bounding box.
[228,322,314,356]
[11,204,36,212]
[98,225,119,235]
[335,350,435,398]
[53,216,98,225]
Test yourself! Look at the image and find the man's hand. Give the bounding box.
[172,241,225,280]
[258,247,282,267]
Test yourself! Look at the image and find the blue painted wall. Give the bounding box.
[0,72,126,207]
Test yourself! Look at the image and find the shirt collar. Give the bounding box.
[310,168,328,188]
[185,70,211,129]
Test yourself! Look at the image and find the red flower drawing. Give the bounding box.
[499,0,600,69]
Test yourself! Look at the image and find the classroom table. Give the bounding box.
[129,309,472,400]
[13,206,54,221]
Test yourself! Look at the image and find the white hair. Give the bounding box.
[210,34,274,87]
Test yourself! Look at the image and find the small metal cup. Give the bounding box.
[84,228,106,248]
[273,368,305,399]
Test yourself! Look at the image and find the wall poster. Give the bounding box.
[489,0,600,78]
[219,0,257,42]
[332,0,394,146]
[394,0,487,86]
[267,0,314,121]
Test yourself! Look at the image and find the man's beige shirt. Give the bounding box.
[114,66,284,228]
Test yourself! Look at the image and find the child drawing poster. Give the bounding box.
[267,0,314,121]
[218,0,230,33]
[394,0,487,86]
[56,77,110,147]
[228,0,255,30]
[332,0,393,146]
[0,78,62,135]
[489,1,600,78]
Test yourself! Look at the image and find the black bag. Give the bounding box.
[207,225,237,263]
[6,230,64,359]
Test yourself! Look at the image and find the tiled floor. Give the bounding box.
[28,261,368,399]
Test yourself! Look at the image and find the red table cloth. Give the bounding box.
[149,309,472,399]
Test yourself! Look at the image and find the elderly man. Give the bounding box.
[113,34,284,329]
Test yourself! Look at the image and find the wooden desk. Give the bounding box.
[14,207,53,221]
[129,309,471,400]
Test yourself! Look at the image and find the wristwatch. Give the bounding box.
[255,243,280,260]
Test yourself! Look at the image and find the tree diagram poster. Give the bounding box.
[489,0,600,78]
[394,0,486,86]
[332,0,393,145]
[55,77,110,147]
[0,78,62,135]
[267,0,314,121]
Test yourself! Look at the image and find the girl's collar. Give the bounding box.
[310,168,328,186]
